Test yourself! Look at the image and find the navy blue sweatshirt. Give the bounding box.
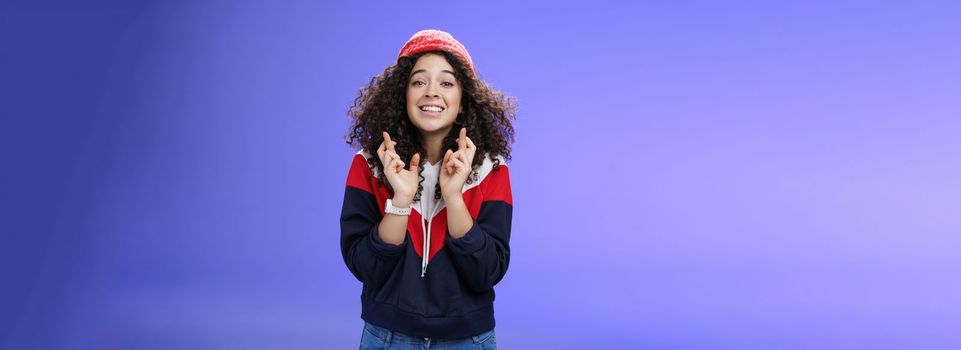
[340,151,513,339]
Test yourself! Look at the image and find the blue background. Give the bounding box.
[3,1,960,348]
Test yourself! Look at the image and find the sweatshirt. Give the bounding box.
[340,151,513,339]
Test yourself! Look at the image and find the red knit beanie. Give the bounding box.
[397,29,475,75]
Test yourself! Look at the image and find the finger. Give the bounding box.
[443,152,453,175]
[463,141,476,165]
[392,150,407,170]
[385,148,400,161]
[384,133,396,153]
[409,153,420,172]
[450,155,468,173]
[448,156,466,173]
[388,155,404,172]
[451,154,466,166]
[383,156,396,173]
[457,128,467,150]
[452,150,468,164]
[461,148,474,165]
[384,133,395,152]
[389,155,402,171]
[464,135,475,151]
[377,140,386,160]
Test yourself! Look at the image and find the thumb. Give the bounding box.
[409,153,420,172]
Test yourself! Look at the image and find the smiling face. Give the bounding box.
[406,53,462,139]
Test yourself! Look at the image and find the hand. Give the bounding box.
[377,132,420,206]
[440,128,476,199]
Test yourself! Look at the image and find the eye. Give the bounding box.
[441,81,455,87]
[411,80,426,86]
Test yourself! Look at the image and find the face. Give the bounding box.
[406,53,462,138]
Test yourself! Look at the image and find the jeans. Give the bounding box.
[359,322,496,350]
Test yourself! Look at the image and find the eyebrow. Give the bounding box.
[410,69,456,77]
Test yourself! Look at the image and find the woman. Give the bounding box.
[341,29,516,349]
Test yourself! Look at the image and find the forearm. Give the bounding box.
[444,199,513,292]
[444,193,474,239]
[377,196,411,245]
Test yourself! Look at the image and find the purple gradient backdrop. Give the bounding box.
[3,0,960,349]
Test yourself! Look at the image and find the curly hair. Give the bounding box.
[346,50,516,201]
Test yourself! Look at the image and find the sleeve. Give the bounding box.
[340,155,406,286]
[445,165,513,293]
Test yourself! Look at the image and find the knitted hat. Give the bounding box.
[397,29,475,75]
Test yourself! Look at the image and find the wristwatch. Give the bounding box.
[385,199,411,216]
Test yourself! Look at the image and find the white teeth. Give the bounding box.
[420,106,443,112]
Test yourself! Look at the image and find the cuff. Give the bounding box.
[445,221,487,255]
[368,224,406,257]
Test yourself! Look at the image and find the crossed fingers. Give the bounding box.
[377,132,401,170]
[378,132,419,174]
[444,128,475,175]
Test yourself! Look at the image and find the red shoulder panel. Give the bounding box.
[346,154,374,194]
[481,165,512,205]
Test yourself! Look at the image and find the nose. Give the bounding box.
[425,82,440,98]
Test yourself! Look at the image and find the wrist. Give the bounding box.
[391,195,413,208]
[385,198,412,216]
[442,192,463,203]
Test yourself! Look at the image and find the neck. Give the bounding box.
[421,130,448,164]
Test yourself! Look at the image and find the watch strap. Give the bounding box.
[385,199,411,216]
